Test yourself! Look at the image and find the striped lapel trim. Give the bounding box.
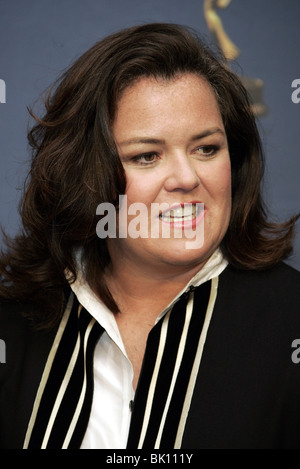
[174,275,218,447]
[23,292,103,449]
[23,276,218,449]
[127,277,219,449]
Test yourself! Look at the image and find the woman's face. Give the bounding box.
[109,73,231,273]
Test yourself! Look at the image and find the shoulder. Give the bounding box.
[0,296,58,381]
[0,298,58,448]
[0,297,57,370]
[0,294,65,368]
[216,261,300,323]
[220,261,300,297]
[223,260,300,280]
[187,263,300,448]
[0,299,32,347]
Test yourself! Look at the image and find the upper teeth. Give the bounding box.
[160,204,198,221]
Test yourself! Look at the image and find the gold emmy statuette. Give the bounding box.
[204,0,267,116]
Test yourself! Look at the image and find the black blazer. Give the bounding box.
[1,262,300,449]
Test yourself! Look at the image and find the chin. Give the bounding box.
[157,246,210,267]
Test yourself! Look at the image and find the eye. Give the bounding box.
[195,145,219,157]
[131,152,159,165]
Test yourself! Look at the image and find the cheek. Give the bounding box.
[125,171,162,206]
[202,159,232,202]
[219,165,232,201]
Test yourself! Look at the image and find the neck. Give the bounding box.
[104,253,207,318]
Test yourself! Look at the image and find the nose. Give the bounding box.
[164,152,200,193]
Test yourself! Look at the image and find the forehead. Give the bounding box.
[113,73,224,138]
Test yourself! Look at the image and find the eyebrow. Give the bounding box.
[118,127,225,146]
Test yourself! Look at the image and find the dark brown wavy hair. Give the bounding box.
[0,23,298,329]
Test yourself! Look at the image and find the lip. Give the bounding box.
[159,201,206,229]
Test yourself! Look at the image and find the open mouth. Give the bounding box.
[159,203,200,222]
[158,202,205,229]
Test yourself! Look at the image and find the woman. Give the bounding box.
[0,23,299,449]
